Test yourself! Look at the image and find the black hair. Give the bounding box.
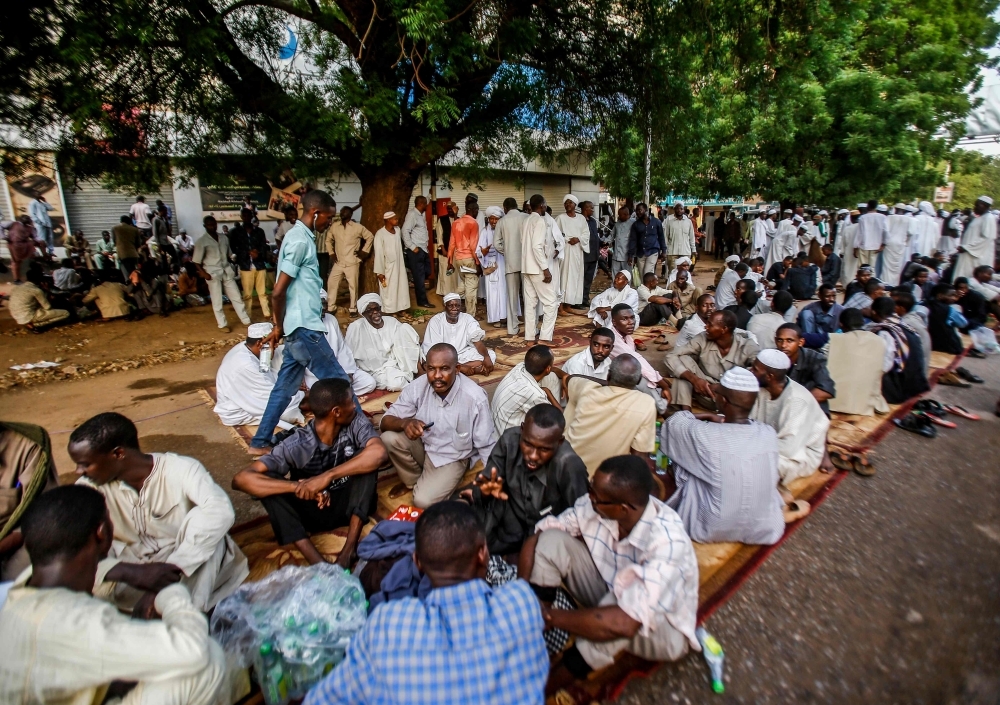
[740,289,759,308]
[415,501,485,573]
[892,289,916,312]
[608,354,642,387]
[817,283,835,296]
[776,322,802,337]
[715,309,738,332]
[301,189,336,212]
[734,262,750,275]
[529,194,545,209]
[592,326,615,341]
[864,279,884,296]
[503,197,519,211]
[953,277,969,287]
[839,308,864,331]
[930,283,954,298]
[426,342,459,363]
[69,412,140,453]
[871,296,896,318]
[22,485,107,566]
[308,378,354,418]
[525,403,565,431]
[867,199,878,210]
[120,215,131,224]
[611,303,633,318]
[771,290,794,314]
[524,345,554,375]
[595,455,654,506]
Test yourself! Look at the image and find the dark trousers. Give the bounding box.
[259,471,378,546]
[404,248,431,306]
[119,257,138,276]
[639,302,672,326]
[582,260,598,305]
[317,252,331,283]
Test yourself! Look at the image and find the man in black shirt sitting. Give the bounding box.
[786,254,819,300]
[232,378,388,568]
[774,323,835,416]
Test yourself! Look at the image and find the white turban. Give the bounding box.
[857,202,867,209]
[357,293,383,313]
[894,203,907,210]
[563,194,579,205]
[725,255,740,264]
[443,292,462,304]
[485,205,503,219]
[720,367,760,393]
[978,195,993,205]
[792,215,804,224]
[767,208,778,215]
[904,204,917,214]
[818,210,828,216]
[383,211,396,219]
[836,208,849,215]
[783,209,793,214]
[918,201,935,216]
[674,256,692,267]
[757,348,792,370]
[247,322,273,339]
[876,204,889,213]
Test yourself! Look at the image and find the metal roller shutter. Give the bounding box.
[542,175,572,212]
[63,180,176,245]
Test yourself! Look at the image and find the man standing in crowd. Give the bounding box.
[448,200,483,316]
[402,195,434,309]
[495,197,527,334]
[628,202,666,275]
[129,195,154,242]
[581,201,602,307]
[326,205,374,317]
[522,194,559,342]
[192,215,251,332]
[29,194,55,252]
[229,207,272,319]
[953,196,998,281]
[664,201,697,274]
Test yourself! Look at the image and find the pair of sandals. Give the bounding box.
[894,412,937,438]
[828,449,876,476]
[939,367,984,387]
[911,399,981,428]
[779,489,811,523]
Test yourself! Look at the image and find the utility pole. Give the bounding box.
[643,119,652,206]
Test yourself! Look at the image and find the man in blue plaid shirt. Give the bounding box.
[304,501,549,705]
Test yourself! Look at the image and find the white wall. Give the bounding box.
[171,170,206,237]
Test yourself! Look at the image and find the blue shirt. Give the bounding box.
[277,221,325,335]
[304,579,548,705]
[627,217,666,258]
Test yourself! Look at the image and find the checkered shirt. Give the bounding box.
[304,578,548,705]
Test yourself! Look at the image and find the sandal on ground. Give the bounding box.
[828,449,855,471]
[938,371,971,388]
[783,499,811,523]
[912,399,946,417]
[657,343,672,352]
[893,413,937,438]
[966,348,987,359]
[943,404,980,421]
[913,411,957,429]
[955,366,984,384]
[852,454,876,477]
[634,340,648,351]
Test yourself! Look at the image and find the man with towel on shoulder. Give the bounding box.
[422,293,496,376]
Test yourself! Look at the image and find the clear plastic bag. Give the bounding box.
[210,563,369,704]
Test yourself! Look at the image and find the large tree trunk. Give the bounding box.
[355,167,422,296]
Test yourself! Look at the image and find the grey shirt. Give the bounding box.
[662,411,784,545]
[494,210,527,273]
[260,416,378,486]
[612,219,633,262]
[401,208,429,252]
[381,373,497,467]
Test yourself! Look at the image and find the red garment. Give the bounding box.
[5,221,40,261]
[447,215,480,263]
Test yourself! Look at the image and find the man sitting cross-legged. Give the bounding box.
[462,404,588,556]
[666,269,702,320]
[636,272,674,327]
[750,349,831,487]
[70,412,248,616]
[422,293,496,376]
[345,293,421,392]
[797,284,844,338]
[0,486,229,705]
[608,303,672,414]
[305,501,549,705]
[661,368,785,544]
[588,270,639,328]
[666,309,760,410]
[232,379,387,569]
[747,290,795,350]
[380,343,498,508]
[519,455,699,693]
[674,293,717,348]
[561,327,615,379]
[826,308,890,416]
[214,322,305,430]
[774,323,835,416]
[491,345,564,435]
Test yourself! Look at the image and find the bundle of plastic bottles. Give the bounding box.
[210,563,369,705]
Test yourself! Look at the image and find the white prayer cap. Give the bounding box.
[836,208,849,215]
[383,211,396,219]
[485,205,503,219]
[894,203,907,210]
[767,208,777,215]
[675,256,692,266]
[443,292,462,303]
[857,202,867,209]
[782,208,793,214]
[757,348,792,370]
[357,293,383,313]
[792,214,804,224]
[904,204,917,213]
[977,195,993,205]
[674,200,685,207]
[725,254,740,264]
[320,288,328,301]
[818,209,828,216]
[179,228,187,234]
[876,204,889,213]
[247,322,273,339]
[918,201,935,216]
[563,194,580,205]
[720,367,760,393]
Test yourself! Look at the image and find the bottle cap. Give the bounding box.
[712,681,725,694]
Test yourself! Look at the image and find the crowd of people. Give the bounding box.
[0,185,998,705]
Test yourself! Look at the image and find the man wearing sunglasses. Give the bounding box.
[518,455,699,692]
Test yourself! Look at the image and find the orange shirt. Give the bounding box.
[448,215,480,263]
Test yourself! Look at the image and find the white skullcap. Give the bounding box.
[767,208,778,215]
[783,208,793,214]
[443,292,462,303]
[383,211,396,219]
[179,228,187,233]
[725,254,740,264]
[792,214,804,224]
[876,204,889,213]
[818,209,828,216]
[757,348,792,370]
[894,203,907,210]
[485,205,503,219]
[248,322,273,339]
[720,367,760,393]
[675,256,692,266]
[357,293,383,313]
[674,200,685,207]
[978,195,993,205]
[563,194,579,205]
[836,208,849,215]
[904,204,917,213]
[857,202,867,209]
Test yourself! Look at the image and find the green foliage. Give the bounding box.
[948,151,1000,208]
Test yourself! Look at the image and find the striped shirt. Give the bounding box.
[662,411,785,545]
[535,495,699,647]
[490,363,548,435]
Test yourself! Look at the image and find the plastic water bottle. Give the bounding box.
[696,626,725,694]
[258,641,288,705]
[259,343,272,372]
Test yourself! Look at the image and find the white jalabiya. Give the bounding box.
[938,216,961,256]
[78,453,248,612]
[953,211,998,281]
[374,226,410,313]
[764,218,797,271]
[587,284,639,328]
[295,313,377,395]
[421,311,497,364]
[345,314,421,391]
[556,212,589,305]
[214,342,304,429]
[749,379,830,486]
[835,222,860,287]
[478,223,512,323]
[751,218,770,256]
[544,213,565,300]
[561,348,612,379]
[880,214,911,286]
[908,203,940,258]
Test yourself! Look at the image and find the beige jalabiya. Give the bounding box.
[827,331,890,416]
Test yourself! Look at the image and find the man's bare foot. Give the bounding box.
[247,445,272,457]
[820,448,835,473]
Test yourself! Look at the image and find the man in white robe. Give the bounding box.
[543,210,566,303]
[855,200,888,268]
[345,293,421,391]
[953,196,998,281]
[494,198,527,334]
[69,413,248,614]
[587,270,639,328]
[299,293,377,395]
[909,201,940,258]
[836,211,861,287]
[374,211,410,313]
[215,323,305,429]
[750,349,830,486]
[422,293,497,375]
[751,210,771,258]
[764,211,796,271]
[521,194,560,341]
[556,194,590,311]
[479,206,510,325]
[880,205,912,286]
